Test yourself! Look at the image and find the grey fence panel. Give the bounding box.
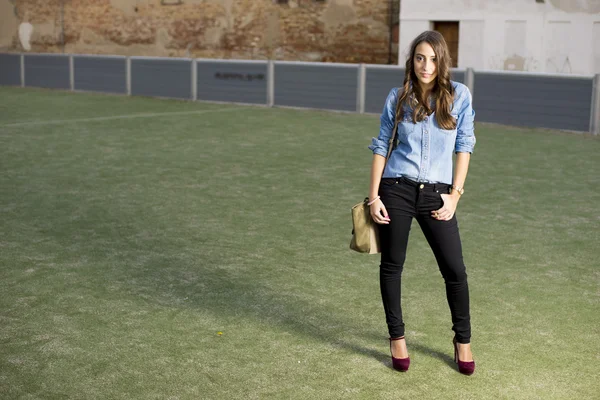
[451,69,465,84]
[197,60,267,104]
[131,58,191,99]
[364,66,405,114]
[0,54,21,86]
[74,56,126,94]
[274,63,358,111]
[24,54,70,89]
[474,72,592,131]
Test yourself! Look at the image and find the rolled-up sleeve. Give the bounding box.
[454,87,476,153]
[368,88,398,157]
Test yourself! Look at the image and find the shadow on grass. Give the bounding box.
[410,343,456,370]
[108,248,458,372]
[41,201,462,373]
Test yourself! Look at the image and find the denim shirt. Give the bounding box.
[369,81,476,184]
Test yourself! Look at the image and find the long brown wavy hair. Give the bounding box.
[396,31,456,130]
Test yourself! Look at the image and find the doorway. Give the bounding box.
[433,21,459,67]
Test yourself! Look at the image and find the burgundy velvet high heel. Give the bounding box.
[453,337,475,375]
[389,337,410,372]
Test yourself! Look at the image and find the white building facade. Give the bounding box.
[399,0,600,75]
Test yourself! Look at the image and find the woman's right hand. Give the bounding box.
[370,199,391,224]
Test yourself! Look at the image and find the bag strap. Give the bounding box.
[364,95,401,205]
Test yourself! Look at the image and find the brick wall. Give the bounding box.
[1,0,397,64]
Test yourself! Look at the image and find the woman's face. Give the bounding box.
[413,42,438,88]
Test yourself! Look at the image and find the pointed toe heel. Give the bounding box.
[389,337,410,372]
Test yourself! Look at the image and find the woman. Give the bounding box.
[368,30,476,375]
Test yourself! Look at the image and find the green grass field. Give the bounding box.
[1,86,599,399]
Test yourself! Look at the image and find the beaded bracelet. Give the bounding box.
[367,196,380,206]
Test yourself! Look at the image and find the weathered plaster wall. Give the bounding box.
[400,0,600,74]
[0,0,397,64]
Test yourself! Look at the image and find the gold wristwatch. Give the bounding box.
[452,185,464,196]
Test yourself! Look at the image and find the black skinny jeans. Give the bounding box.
[378,177,471,344]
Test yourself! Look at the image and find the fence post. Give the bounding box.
[69,55,74,91]
[191,58,197,101]
[126,56,131,96]
[357,63,366,113]
[465,67,475,100]
[20,54,25,87]
[267,60,274,107]
[589,74,600,135]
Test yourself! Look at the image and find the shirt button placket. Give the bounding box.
[424,128,429,160]
[420,122,430,181]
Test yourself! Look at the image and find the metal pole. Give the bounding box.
[589,74,600,135]
[20,54,25,87]
[465,68,475,100]
[267,60,274,107]
[357,63,366,113]
[191,58,197,101]
[69,54,74,90]
[126,57,131,96]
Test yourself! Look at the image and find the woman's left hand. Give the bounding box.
[432,193,460,221]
